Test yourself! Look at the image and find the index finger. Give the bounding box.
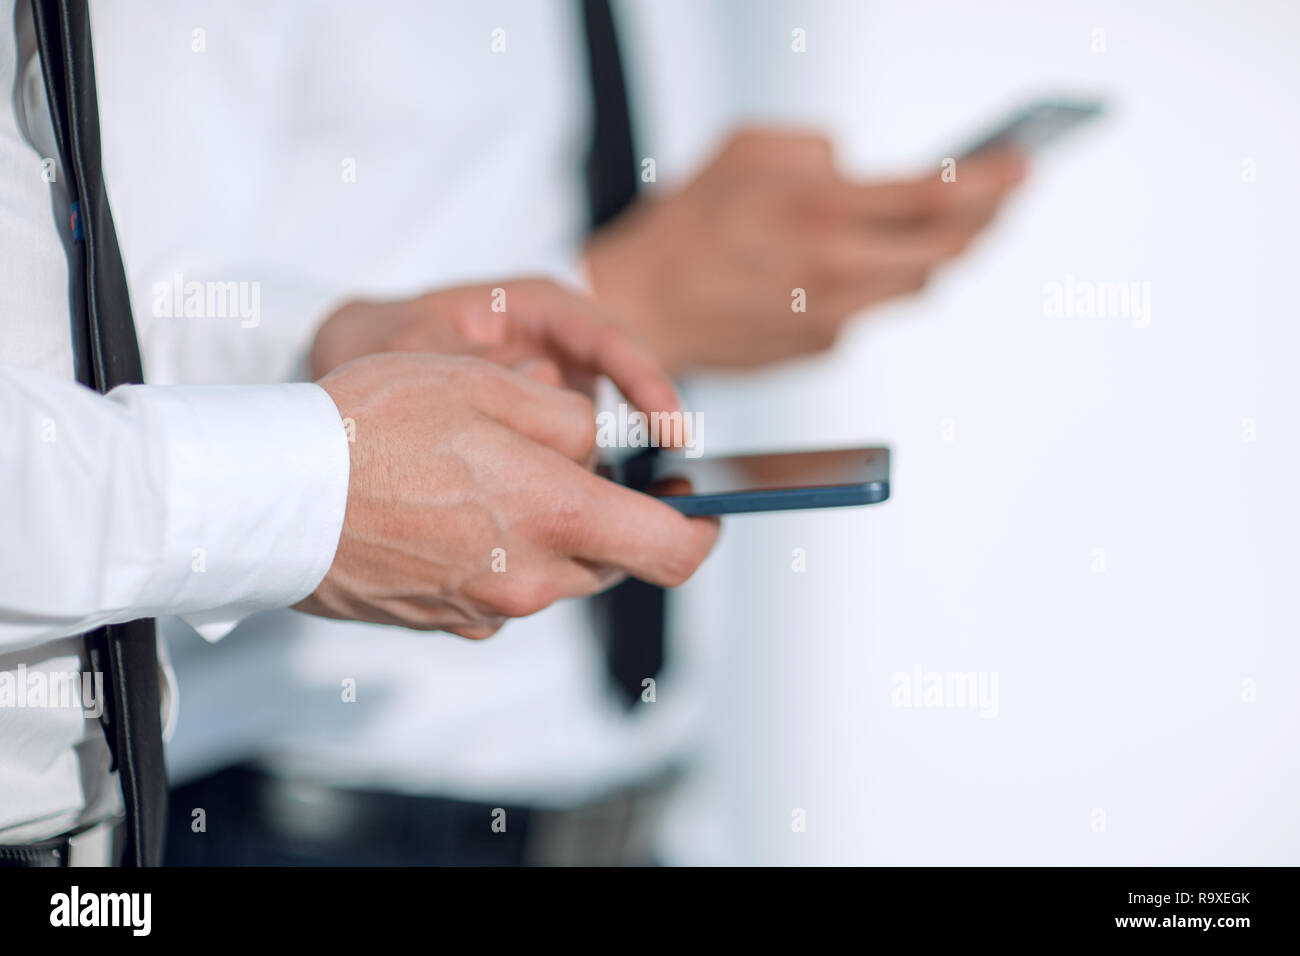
[836,149,1026,223]
[515,280,684,422]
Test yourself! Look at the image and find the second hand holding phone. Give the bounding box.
[954,97,1106,159]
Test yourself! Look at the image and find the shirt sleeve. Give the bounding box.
[0,366,349,652]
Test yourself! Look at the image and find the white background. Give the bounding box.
[648,0,1300,864]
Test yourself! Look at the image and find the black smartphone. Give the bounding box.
[611,446,891,516]
[956,97,1106,158]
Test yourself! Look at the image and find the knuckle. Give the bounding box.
[495,580,553,619]
[575,417,599,458]
[454,620,505,640]
[534,503,589,556]
[562,388,597,421]
[557,392,598,452]
[492,590,533,620]
[448,292,484,332]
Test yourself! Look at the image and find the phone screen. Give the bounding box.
[648,446,888,495]
[606,445,891,516]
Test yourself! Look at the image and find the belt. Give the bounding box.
[167,765,533,866]
[166,765,676,866]
[0,816,125,868]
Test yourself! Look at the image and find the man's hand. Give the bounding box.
[308,278,677,417]
[583,129,1026,372]
[297,352,719,639]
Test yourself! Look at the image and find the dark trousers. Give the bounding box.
[165,766,532,866]
[166,764,674,866]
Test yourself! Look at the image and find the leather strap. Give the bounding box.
[30,0,167,867]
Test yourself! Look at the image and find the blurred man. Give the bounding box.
[94,0,1021,865]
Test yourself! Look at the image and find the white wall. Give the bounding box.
[658,0,1300,864]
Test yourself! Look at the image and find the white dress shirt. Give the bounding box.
[0,2,350,842]
[92,0,733,806]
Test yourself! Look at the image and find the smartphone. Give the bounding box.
[956,98,1106,158]
[612,446,891,516]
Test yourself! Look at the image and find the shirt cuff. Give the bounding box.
[120,381,350,640]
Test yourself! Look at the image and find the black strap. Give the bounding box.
[580,0,638,231]
[579,0,667,707]
[31,0,167,866]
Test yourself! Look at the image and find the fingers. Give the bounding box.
[511,356,565,389]
[446,279,681,424]
[557,469,720,588]
[837,148,1026,224]
[717,127,835,174]
[445,294,512,346]
[792,153,1022,308]
[815,267,930,321]
[457,360,598,465]
[815,162,1017,282]
[531,559,626,603]
[458,559,623,636]
[819,226,976,277]
[517,280,683,421]
[445,619,507,641]
[959,146,1028,188]
[408,279,682,431]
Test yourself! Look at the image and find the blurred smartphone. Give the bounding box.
[611,446,891,516]
[956,98,1106,158]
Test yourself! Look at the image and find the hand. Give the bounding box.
[297,352,719,638]
[583,128,1026,372]
[308,278,677,418]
